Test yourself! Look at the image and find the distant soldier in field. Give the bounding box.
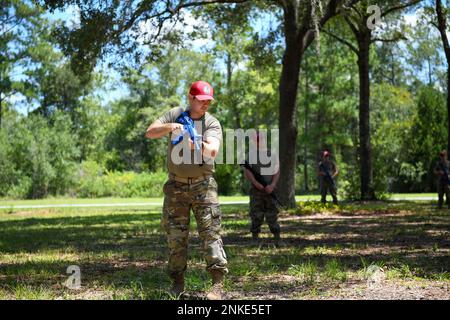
[433,150,450,209]
[242,132,281,246]
[318,150,339,205]
[145,81,227,300]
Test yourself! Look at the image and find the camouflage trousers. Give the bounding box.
[162,177,228,278]
[437,180,450,208]
[249,187,280,235]
[320,179,338,204]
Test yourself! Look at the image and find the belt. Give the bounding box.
[169,174,211,184]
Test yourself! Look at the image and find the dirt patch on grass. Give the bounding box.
[4,210,56,217]
[328,279,450,300]
[226,274,450,300]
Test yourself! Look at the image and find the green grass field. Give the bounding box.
[0,200,448,300]
[0,193,438,207]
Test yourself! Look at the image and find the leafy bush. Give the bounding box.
[6,177,33,199]
[75,161,167,197]
[0,112,79,199]
[214,164,242,196]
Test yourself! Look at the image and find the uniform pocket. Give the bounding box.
[211,204,222,228]
[163,180,175,194]
[209,177,218,189]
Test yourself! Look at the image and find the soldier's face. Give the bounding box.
[189,95,211,114]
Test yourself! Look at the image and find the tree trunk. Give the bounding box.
[357,34,375,200]
[436,0,450,154]
[0,94,2,128]
[428,59,433,86]
[390,49,396,86]
[278,35,302,208]
[225,52,241,128]
[447,67,450,155]
[304,69,309,193]
[276,0,340,207]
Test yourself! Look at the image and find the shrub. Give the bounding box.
[75,161,167,198]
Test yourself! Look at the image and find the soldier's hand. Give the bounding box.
[188,138,195,150]
[255,183,265,191]
[170,123,184,133]
[265,185,274,194]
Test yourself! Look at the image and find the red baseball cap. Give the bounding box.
[189,81,214,101]
[323,151,330,157]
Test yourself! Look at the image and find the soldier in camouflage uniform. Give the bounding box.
[433,150,450,209]
[318,150,339,205]
[145,81,227,300]
[243,132,281,246]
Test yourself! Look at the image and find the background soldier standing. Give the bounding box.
[318,150,339,205]
[433,150,450,209]
[243,132,281,246]
[145,81,227,300]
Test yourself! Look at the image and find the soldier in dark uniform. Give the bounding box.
[433,150,450,209]
[318,150,339,205]
[242,132,281,246]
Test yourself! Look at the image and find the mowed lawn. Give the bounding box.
[0,201,449,300]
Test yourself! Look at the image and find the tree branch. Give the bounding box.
[344,14,360,37]
[300,0,363,50]
[118,0,250,36]
[436,0,450,62]
[381,0,422,18]
[323,29,358,53]
[319,0,341,29]
[372,36,407,43]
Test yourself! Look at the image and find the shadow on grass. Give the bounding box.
[0,202,448,299]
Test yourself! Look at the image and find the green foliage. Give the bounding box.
[2,1,450,201]
[288,261,318,285]
[297,33,359,195]
[214,164,242,196]
[0,129,18,195]
[405,86,447,191]
[0,111,79,199]
[370,83,416,196]
[76,161,166,198]
[293,201,339,215]
[324,259,347,282]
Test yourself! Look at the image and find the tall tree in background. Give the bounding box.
[0,0,43,127]
[433,0,450,155]
[197,4,253,129]
[272,0,350,207]
[298,33,359,195]
[324,0,420,200]
[405,19,443,88]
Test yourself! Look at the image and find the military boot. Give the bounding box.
[273,232,283,248]
[251,233,260,246]
[206,270,224,300]
[169,273,185,298]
